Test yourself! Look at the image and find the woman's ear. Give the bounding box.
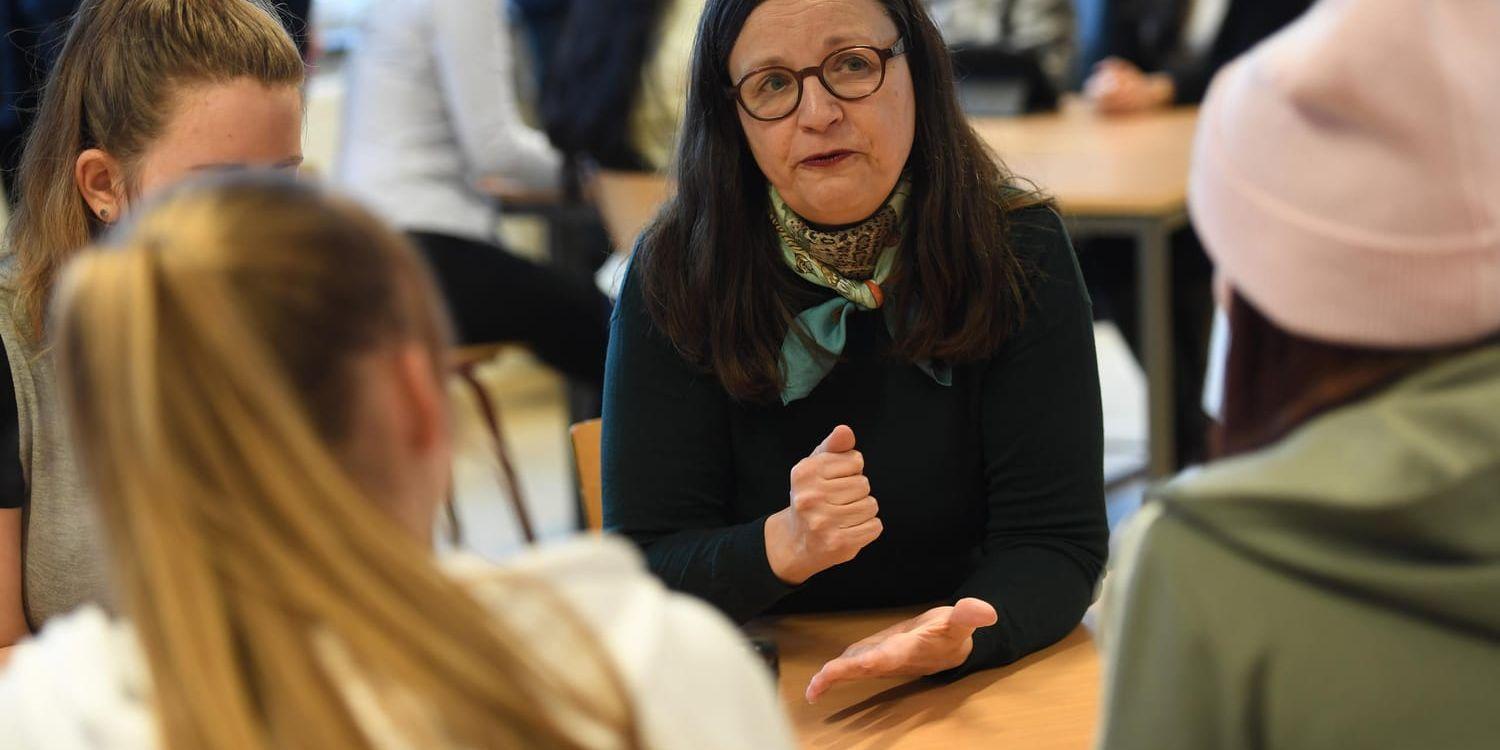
[392,343,450,455]
[74,148,125,223]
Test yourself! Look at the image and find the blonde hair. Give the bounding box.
[4,0,305,339]
[54,177,640,750]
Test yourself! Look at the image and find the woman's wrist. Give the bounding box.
[1146,73,1176,107]
[763,509,810,586]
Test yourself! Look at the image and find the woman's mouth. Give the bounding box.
[800,150,855,168]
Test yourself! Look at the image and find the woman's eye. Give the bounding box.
[759,74,792,93]
[836,55,871,73]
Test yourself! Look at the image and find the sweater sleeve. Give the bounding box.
[430,0,562,190]
[601,264,794,622]
[944,207,1110,677]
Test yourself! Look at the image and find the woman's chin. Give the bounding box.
[790,186,890,226]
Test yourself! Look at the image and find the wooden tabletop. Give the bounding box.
[971,102,1198,218]
[750,610,1100,750]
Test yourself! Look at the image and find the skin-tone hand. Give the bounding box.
[1083,57,1176,115]
[805,598,999,703]
[764,425,882,585]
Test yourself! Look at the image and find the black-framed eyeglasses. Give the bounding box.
[728,39,907,122]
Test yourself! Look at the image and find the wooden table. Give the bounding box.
[751,610,1100,749]
[974,104,1199,477]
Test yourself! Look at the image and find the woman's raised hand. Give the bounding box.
[764,425,882,585]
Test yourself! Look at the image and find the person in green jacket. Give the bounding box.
[1096,0,1500,748]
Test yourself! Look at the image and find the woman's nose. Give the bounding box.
[796,77,844,132]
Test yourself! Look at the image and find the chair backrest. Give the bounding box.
[592,170,672,252]
[569,418,604,532]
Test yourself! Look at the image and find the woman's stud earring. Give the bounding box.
[99,208,110,221]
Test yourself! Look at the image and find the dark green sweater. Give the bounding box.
[602,206,1108,674]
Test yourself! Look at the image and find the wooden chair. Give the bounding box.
[591,170,672,252]
[568,419,604,532]
[450,344,536,544]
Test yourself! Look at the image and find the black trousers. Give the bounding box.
[408,230,611,388]
[1076,228,1215,468]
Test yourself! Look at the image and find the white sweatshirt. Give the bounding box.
[337,0,563,242]
[0,537,795,750]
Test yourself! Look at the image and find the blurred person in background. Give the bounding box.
[509,0,572,93]
[542,0,703,173]
[0,176,795,750]
[1082,0,1311,115]
[924,0,1076,96]
[339,0,612,388]
[1098,0,1500,746]
[1077,0,1312,468]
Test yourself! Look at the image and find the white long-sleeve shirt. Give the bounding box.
[0,537,796,750]
[337,0,562,242]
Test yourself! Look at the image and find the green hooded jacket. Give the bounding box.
[1097,345,1500,749]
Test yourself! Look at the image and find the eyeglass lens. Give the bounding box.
[739,47,886,120]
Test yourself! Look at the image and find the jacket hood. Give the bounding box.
[1154,345,1500,642]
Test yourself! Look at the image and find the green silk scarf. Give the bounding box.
[770,181,951,404]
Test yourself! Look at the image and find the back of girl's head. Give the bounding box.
[5,0,304,338]
[55,176,634,750]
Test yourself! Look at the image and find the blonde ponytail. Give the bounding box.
[55,177,640,750]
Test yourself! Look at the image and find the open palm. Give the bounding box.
[805,598,998,702]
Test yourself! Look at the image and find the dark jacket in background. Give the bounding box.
[1,0,78,201]
[509,0,571,88]
[540,0,668,171]
[273,0,314,59]
[1101,0,1312,104]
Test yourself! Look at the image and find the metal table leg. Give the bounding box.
[1067,212,1188,479]
[1137,220,1176,477]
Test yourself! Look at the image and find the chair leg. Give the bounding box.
[456,364,537,544]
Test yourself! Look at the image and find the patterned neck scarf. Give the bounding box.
[770,181,907,309]
[770,180,951,404]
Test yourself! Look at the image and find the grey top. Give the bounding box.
[0,254,111,629]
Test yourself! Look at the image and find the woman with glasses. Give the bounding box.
[604,0,1107,698]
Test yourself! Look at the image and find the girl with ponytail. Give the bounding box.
[0,176,793,750]
[0,0,304,648]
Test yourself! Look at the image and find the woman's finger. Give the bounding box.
[822,475,871,503]
[816,451,865,480]
[835,496,879,525]
[946,598,999,633]
[805,651,875,703]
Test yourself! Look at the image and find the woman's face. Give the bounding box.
[134,78,304,195]
[729,0,915,226]
[77,77,303,219]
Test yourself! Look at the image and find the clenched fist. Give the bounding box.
[763,425,882,585]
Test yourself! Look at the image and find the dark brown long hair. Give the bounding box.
[637,0,1044,402]
[1213,292,1492,459]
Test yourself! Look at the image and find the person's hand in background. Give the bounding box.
[1084,58,1176,115]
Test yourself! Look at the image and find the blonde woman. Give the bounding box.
[0,0,305,651]
[0,176,794,750]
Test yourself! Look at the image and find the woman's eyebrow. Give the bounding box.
[737,33,869,76]
[188,155,305,172]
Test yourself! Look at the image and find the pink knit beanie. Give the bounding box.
[1189,0,1500,348]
